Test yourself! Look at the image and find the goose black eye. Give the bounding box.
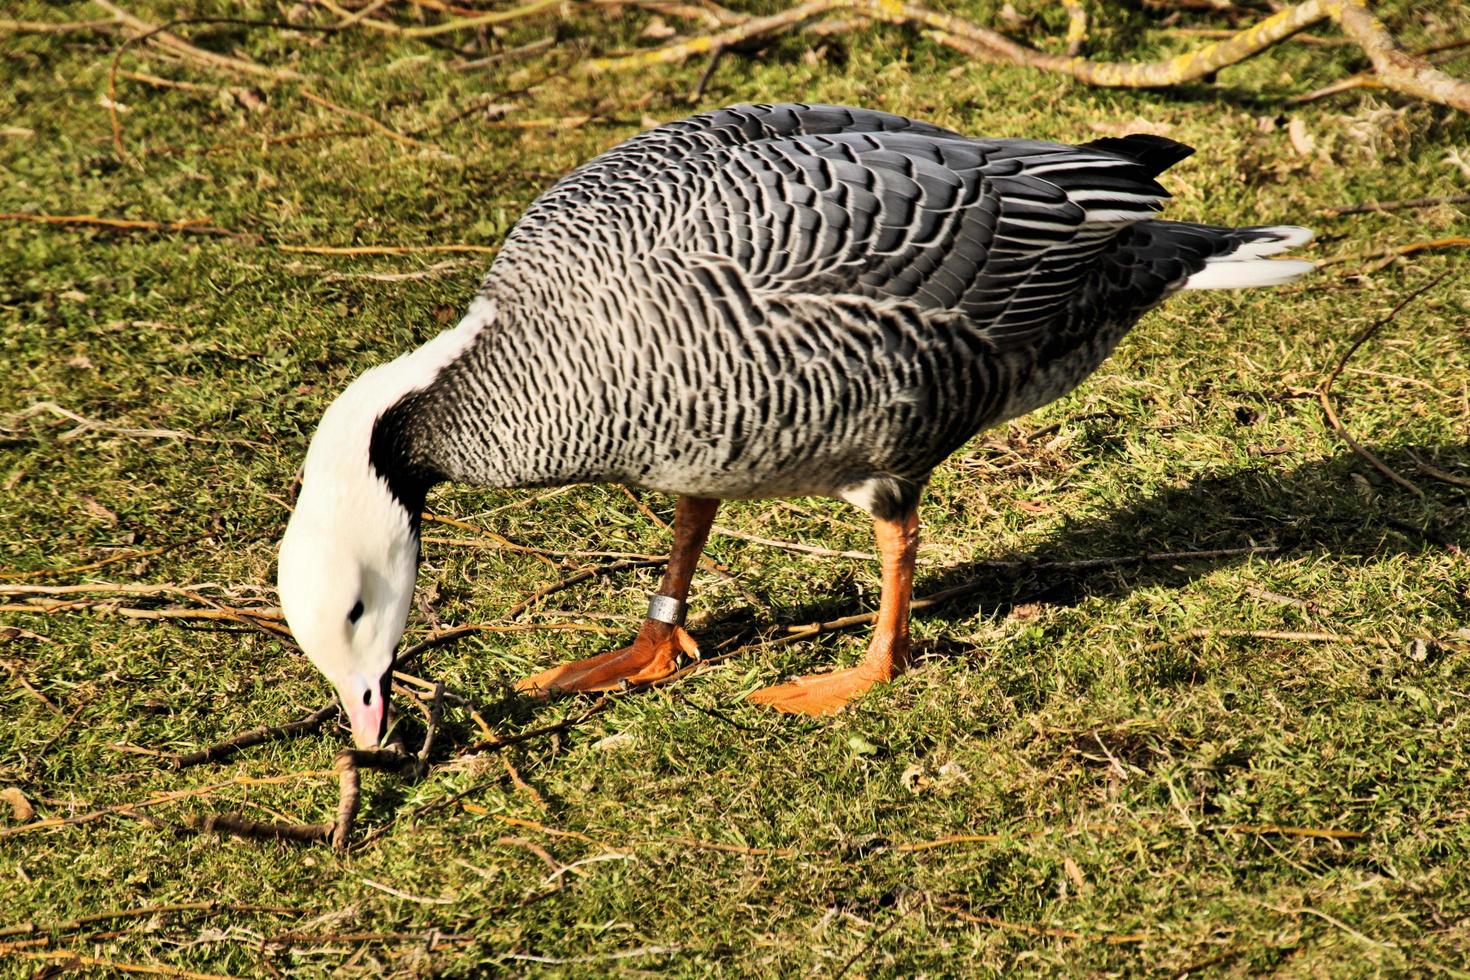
[347,599,365,624]
[363,689,373,706]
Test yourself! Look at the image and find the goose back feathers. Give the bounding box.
[371,103,1310,519]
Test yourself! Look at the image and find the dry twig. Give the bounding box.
[0,213,238,238]
[0,771,334,839]
[1,17,119,33]
[504,559,665,620]
[1317,272,1452,498]
[277,243,499,255]
[165,702,341,770]
[1319,193,1470,217]
[0,949,243,980]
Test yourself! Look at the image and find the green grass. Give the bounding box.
[3,0,1470,975]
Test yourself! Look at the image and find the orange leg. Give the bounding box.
[747,508,919,715]
[516,496,718,696]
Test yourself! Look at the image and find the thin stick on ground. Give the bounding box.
[1317,271,1452,499]
[461,697,611,755]
[164,702,341,770]
[0,949,243,980]
[0,660,64,716]
[503,559,665,620]
[298,90,438,152]
[1405,449,1470,490]
[188,811,334,844]
[0,771,335,839]
[416,683,445,779]
[276,243,499,255]
[1220,824,1366,840]
[1,17,120,33]
[0,600,290,637]
[1319,194,1470,217]
[0,542,184,581]
[330,747,412,850]
[1316,237,1470,274]
[650,544,1279,684]
[502,753,547,808]
[712,524,877,561]
[0,213,240,238]
[93,1,305,81]
[0,900,286,940]
[944,906,1149,945]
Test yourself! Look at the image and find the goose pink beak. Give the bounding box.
[342,672,390,748]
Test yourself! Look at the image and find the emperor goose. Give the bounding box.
[276,103,1312,746]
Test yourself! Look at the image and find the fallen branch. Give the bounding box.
[1182,627,1392,646]
[0,598,291,639]
[1405,449,1470,491]
[1334,0,1470,112]
[1331,237,1470,275]
[313,0,561,37]
[590,0,1470,112]
[1317,272,1451,498]
[188,811,333,844]
[668,837,796,856]
[0,659,64,716]
[596,0,1327,82]
[893,833,1003,852]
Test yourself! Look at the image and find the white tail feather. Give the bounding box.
[1183,225,1314,290]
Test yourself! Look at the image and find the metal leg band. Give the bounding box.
[646,594,686,626]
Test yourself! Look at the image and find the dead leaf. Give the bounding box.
[1088,117,1174,138]
[1063,855,1089,894]
[901,763,929,794]
[640,15,676,39]
[1008,602,1045,621]
[80,496,120,525]
[1015,500,1049,514]
[1288,117,1315,157]
[236,89,267,113]
[1,787,34,823]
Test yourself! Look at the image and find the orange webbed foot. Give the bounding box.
[516,622,697,696]
[747,635,908,715]
[746,665,891,715]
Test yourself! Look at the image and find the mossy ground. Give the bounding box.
[2,1,1469,975]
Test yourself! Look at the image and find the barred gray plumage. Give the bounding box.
[373,103,1310,519]
[280,102,1312,739]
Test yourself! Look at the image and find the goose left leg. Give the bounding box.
[515,495,718,696]
[746,508,919,715]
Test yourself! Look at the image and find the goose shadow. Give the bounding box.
[463,442,1465,737]
[701,441,1470,653]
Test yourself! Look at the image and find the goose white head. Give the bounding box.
[277,297,493,748]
